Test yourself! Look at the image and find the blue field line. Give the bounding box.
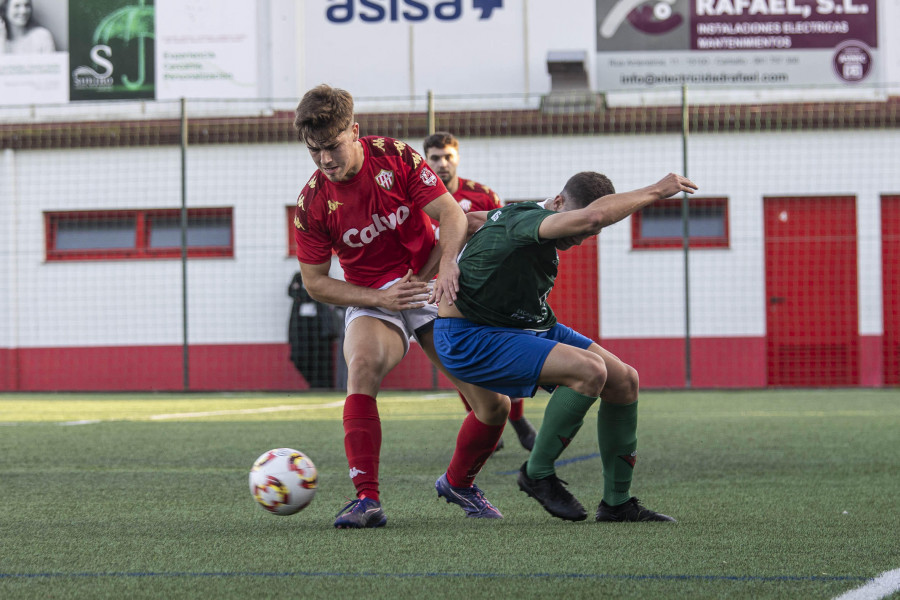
[496,452,601,475]
[0,571,869,582]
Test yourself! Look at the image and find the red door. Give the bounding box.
[764,196,859,386]
[551,236,599,341]
[883,196,900,385]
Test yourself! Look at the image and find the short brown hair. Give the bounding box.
[561,172,616,210]
[423,131,459,155]
[293,84,355,144]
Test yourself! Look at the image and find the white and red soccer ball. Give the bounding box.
[249,448,318,515]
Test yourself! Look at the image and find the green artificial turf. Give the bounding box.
[0,389,897,599]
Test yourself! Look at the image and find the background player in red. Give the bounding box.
[423,131,537,452]
[293,85,510,528]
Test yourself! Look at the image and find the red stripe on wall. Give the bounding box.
[859,334,884,387]
[380,344,456,390]
[600,337,768,389]
[690,337,767,388]
[601,338,686,388]
[0,348,16,390]
[189,344,311,391]
[0,335,882,392]
[6,344,311,392]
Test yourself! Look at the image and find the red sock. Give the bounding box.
[343,393,381,502]
[446,411,505,488]
[508,397,524,421]
[457,390,472,412]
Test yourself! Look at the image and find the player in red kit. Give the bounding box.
[423,131,537,452]
[292,85,510,528]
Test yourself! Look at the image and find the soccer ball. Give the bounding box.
[249,448,318,515]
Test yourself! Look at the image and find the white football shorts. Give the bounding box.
[344,277,437,356]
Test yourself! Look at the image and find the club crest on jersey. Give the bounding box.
[375,169,395,191]
[420,168,437,187]
[459,199,472,213]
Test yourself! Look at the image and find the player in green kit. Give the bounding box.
[432,171,697,522]
[423,131,537,452]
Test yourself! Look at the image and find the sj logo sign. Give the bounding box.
[69,0,155,101]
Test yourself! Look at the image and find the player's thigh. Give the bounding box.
[587,343,639,404]
[418,328,510,425]
[538,342,607,397]
[343,316,408,391]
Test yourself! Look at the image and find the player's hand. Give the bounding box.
[429,260,460,306]
[381,269,430,311]
[656,173,698,199]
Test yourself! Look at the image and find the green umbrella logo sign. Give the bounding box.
[92,0,155,91]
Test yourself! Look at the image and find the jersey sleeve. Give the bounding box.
[504,203,555,246]
[397,141,448,208]
[473,181,504,211]
[293,176,333,265]
[366,137,448,209]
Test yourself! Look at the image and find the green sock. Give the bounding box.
[597,400,638,506]
[526,386,597,479]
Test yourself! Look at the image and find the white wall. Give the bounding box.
[597,129,894,339]
[1,150,16,349]
[11,144,315,347]
[5,126,896,348]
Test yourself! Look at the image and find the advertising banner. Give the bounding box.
[0,0,68,104]
[68,0,155,101]
[596,0,880,90]
[154,0,258,100]
[1,0,258,106]
[302,0,522,100]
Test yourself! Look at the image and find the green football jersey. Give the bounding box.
[454,202,559,330]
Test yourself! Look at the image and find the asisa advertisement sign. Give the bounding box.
[303,0,522,99]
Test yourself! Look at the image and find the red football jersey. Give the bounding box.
[429,177,503,229]
[294,136,448,289]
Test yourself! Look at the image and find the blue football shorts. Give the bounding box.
[433,317,593,398]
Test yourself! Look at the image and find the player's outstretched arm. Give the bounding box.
[539,173,697,241]
[299,262,429,311]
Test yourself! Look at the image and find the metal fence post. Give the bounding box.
[180,98,190,391]
[681,85,692,389]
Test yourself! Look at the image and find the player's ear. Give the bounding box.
[549,194,565,212]
[350,123,359,141]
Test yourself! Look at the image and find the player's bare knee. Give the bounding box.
[614,365,639,403]
[346,354,390,385]
[577,355,607,397]
[470,393,509,425]
[625,365,639,401]
[601,365,639,404]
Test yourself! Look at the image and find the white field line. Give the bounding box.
[149,401,345,420]
[4,396,452,426]
[833,569,900,600]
